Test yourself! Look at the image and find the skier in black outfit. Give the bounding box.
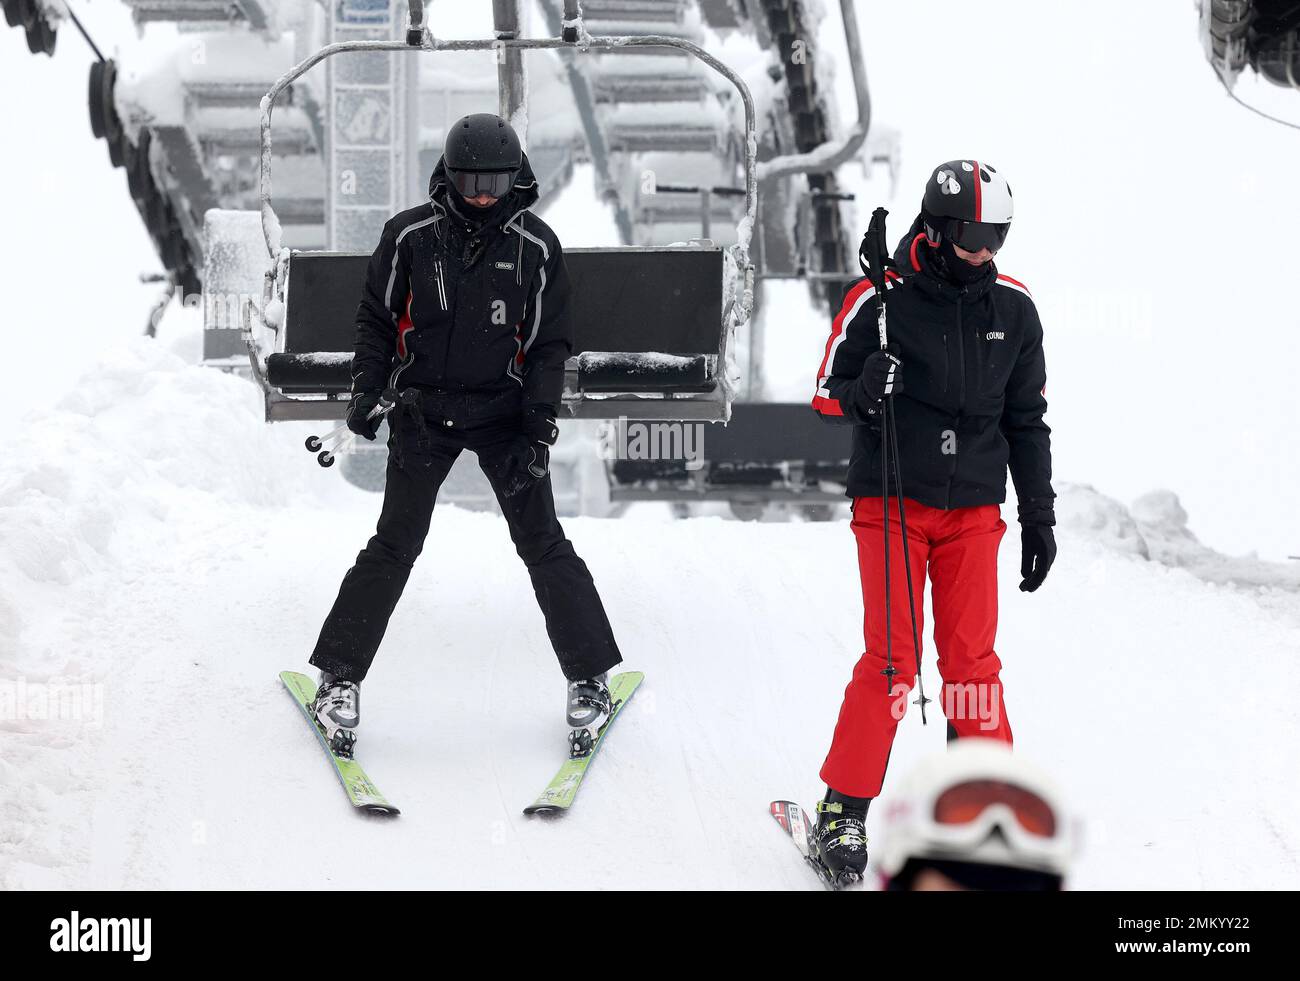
[307,114,622,758]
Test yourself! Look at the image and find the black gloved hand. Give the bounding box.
[522,404,559,447]
[499,405,559,498]
[347,391,384,440]
[857,343,904,404]
[1019,524,1057,593]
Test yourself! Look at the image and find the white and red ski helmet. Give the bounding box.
[922,159,1014,253]
[878,740,1077,886]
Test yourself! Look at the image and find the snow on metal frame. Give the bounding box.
[256,31,759,336]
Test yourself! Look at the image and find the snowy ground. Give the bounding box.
[3,333,1297,890]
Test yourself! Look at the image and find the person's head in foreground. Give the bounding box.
[878,740,1077,891]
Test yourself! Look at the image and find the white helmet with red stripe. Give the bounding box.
[922,159,1014,253]
[878,739,1077,885]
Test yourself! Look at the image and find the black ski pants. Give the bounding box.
[309,388,622,684]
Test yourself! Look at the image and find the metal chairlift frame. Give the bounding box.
[242,1,757,424]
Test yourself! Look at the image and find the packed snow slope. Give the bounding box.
[2,333,1297,890]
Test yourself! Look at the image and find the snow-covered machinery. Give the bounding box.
[1200,0,1300,90]
[592,0,881,519]
[6,0,883,517]
[3,0,59,54]
[209,0,757,427]
[605,401,850,520]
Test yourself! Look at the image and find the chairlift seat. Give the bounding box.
[607,402,851,502]
[261,243,727,421]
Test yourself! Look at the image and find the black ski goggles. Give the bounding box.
[447,168,517,199]
[950,219,1010,254]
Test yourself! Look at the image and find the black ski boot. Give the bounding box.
[311,672,360,758]
[566,673,612,757]
[815,789,870,887]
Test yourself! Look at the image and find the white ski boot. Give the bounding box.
[311,672,360,758]
[566,673,612,758]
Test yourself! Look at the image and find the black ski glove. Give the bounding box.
[1019,524,1057,593]
[499,405,559,497]
[347,391,384,441]
[856,343,904,405]
[522,404,560,447]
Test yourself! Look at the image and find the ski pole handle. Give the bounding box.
[312,388,412,467]
[370,388,403,420]
[865,207,891,350]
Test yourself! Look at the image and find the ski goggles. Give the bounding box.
[950,219,1010,254]
[934,779,1057,837]
[907,776,1073,876]
[447,168,517,199]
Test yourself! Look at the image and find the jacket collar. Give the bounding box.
[893,217,998,303]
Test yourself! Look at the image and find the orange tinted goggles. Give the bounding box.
[933,779,1057,837]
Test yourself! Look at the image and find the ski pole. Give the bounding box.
[305,421,350,454]
[864,207,930,724]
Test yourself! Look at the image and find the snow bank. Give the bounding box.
[0,335,365,888]
[0,335,335,636]
[1059,482,1300,596]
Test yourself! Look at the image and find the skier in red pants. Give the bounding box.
[808,160,1056,886]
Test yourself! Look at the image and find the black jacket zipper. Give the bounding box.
[955,298,967,412]
[435,257,449,311]
[946,295,969,508]
[440,256,455,381]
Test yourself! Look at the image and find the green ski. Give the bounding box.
[523,671,644,816]
[280,670,400,816]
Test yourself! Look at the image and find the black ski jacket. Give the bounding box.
[349,152,572,413]
[811,220,1055,520]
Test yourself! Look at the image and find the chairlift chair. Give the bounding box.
[202,1,756,425]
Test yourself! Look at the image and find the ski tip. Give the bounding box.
[522,804,566,818]
[279,669,313,692]
[360,803,401,817]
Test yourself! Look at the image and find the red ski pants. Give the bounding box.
[820,497,1013,798]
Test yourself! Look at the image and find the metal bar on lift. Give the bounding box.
[258,32,758,332]
[537,0,634,243]
[406,0,426,45]
[492,0,527,131]
[653,185,747,196]
[759,271,871,282]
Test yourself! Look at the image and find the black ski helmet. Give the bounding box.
[921,160,1014,254]
[443,113,522,198]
